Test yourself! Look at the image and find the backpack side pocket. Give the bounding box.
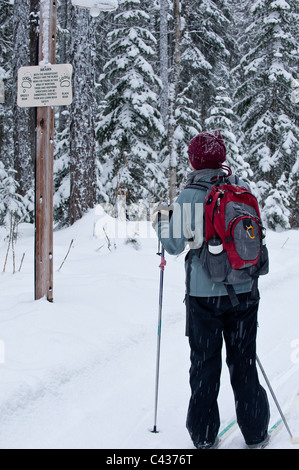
[200,242,230,283]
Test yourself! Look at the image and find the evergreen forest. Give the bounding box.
[0,0,298,232]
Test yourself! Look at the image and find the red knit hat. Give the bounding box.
[188,130,226,170]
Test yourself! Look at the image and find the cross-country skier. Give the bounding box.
[153,130,270,449]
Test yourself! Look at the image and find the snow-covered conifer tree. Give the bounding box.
[97,0,165,214]
[171,82,202,191]
[205,86,251,180]
[234,0,299,229]
[170,0,236,191]
[0,161,25,227]
[0,0,13,165]
[181,0,234,124]
[289,157,299,228]
[69,6,97,225]
[54,0,72,226]
[12,0,35,206]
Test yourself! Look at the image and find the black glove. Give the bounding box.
[152,203,173,228]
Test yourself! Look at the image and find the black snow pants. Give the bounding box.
[186,292,270,448]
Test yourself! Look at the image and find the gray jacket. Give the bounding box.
[155,169,252,297]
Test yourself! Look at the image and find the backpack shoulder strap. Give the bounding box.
[227,174,238,185]
[185,173,239,192]
[226,174,252,191]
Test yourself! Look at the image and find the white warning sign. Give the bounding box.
[17,64,73,108]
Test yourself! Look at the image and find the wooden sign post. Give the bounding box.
[17,0,117,303]
[35,0,57,302]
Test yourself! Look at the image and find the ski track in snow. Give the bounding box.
[0,213,298,449]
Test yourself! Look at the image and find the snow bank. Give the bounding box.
[0,210,298,449]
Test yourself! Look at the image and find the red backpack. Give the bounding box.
[186,177,269,305]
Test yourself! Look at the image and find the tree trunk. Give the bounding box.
[69,7,97,225]
[160,0,168,127]
[168,0,182,204]
[13,0,34,197]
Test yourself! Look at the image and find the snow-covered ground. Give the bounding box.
[0,208,298,449]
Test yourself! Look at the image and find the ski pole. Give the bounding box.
[256,354,299,443]
[152,239,166,433]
